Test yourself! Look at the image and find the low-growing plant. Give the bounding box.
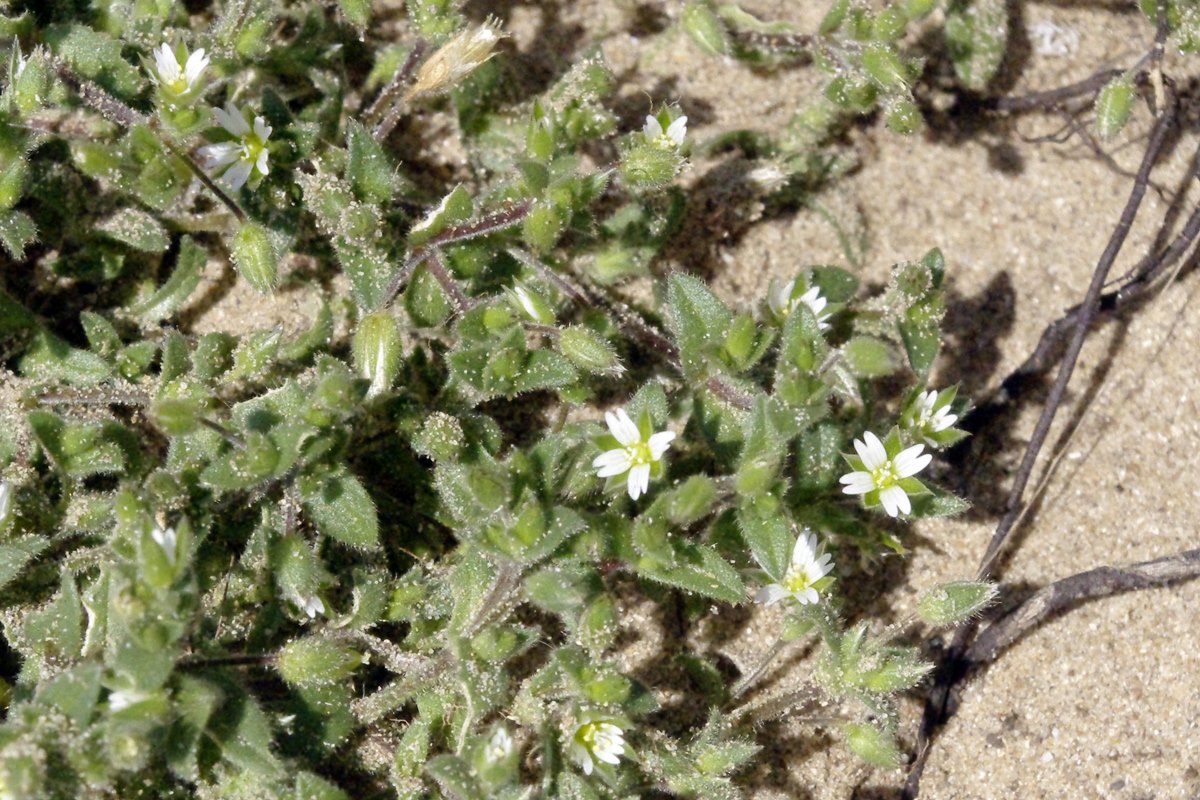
[23,0,1197,797]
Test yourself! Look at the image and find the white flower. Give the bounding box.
[197,102,272,191]
[755,531,834,606]
[910,389,958,446]
[643,114,687,148]
[768,278,831,330]
[592,408,675,501]
[484,726,514,763]
[0,481,11,527]
[148,43,209,102]
[150,523,177,565]
[299,595,325,619]
[839,431,932,517]
[568,714,626,775]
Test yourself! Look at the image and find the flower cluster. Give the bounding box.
[145,40,272,191]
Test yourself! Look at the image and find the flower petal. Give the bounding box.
[197,142,240,168]
[222,159,253,191]
[665,115,687,145]
[755,583,789,605]
[879,485,910,517]
[643,115,664,139]
[627,462,650,500]
[855,432,888,470]
[647,430,675,459]
[792,531,816,566]
[593,449,632,478]
[893,444,932,477]
[839,471,875,495]
[213,102,251,136]
[605,408,640,447]
[253,116,273,142]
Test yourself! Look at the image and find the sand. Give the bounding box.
[186,1,1200,796]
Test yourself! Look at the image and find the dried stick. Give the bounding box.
[370,40,429,143]
[965,549,1200,666]
[976,88,1176,579]
[905,12,1177,796]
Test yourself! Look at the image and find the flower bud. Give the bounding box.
[682,3,730,56]
[1095,76,1134,141]
[558,325,621,375]
[619,144,684,190]
[916,580,997,626]
[230,223,278,293]
[0,480,12,530]
[276,636,363,687]
[353,311,402,398]
[842,722,900,767]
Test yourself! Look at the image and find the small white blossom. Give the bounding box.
[299,595,325,619]
[0,481,11,527]
[484,726,514,763]
[568,714,626,776]
[839,431,931,517]
[643,114,687,148]
[592,407,675,501]
[767,279,831,330]
[149,523,177,565]
[909,389,958,446]
[148,43,209,102]
[197,102,272,191]
[755,531,834,606]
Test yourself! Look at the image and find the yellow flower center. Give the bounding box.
[240,134,266,170]
[871,462,899,490]
[625,441,653,466]
[783,568,813,595]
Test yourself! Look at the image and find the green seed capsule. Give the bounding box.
[1095,77,1135,141]
[230,223,278,293]
[353,311,402,399]
[682,2,730,57]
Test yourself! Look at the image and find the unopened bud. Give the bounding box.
[277,636,363,686]
[507,284,555,324]
[558,325,621,375]
[230,223,278,293]
[682,3,729,57]
[353,311,402,398]
[1095,77,1134,141]
[916,580,997,626]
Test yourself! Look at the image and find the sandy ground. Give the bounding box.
[187,1,1200,797]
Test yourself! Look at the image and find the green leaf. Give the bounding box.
[737,504,792,581]
[345,120,394,203]
[843,336,897,378]
[916,580,997,626]
[944,0,1009,91]
[426,754,483,800]
[0,210,36,258]
[37,662,101,725]
[639,542,745,603]
[96,208,169,253]
[0,535,49,592]
[667,273,733,380]
[132,236,206,322]
[302,468,380,549]
[19,330,112,386]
